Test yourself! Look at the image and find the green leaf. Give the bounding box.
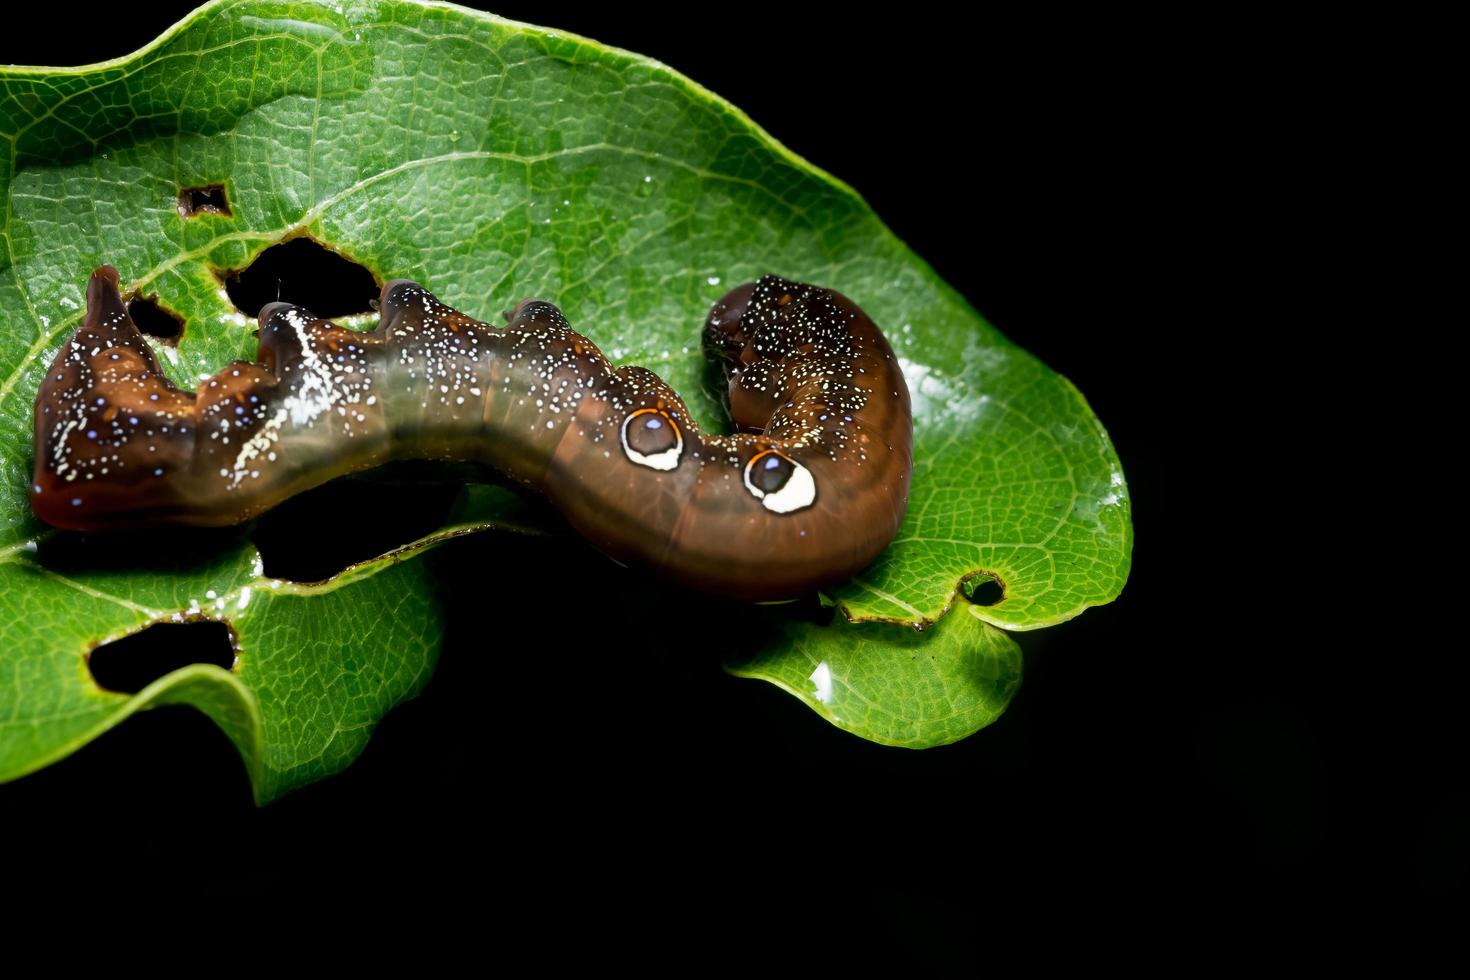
[0,0,1130,792]
[0,505,544,800]
[726,602,1022,749]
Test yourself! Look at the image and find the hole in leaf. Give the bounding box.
[126,294,184,345]
[32,525,251,579]
[88,620,238,694]
[960,572,1005,606]
[177,183,232,218]
[218,236,379,319]
[782,592,838,627]
[252,463,468,582]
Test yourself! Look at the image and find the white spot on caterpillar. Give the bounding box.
[228,407,288,488]
[282,309,339,426]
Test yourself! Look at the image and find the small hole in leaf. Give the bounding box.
[177,184,231,218]
[126,294,184,345]
[767,592,837,628]
[961,572,1005,606]
[88,620,238,694]
[218,236,379,319]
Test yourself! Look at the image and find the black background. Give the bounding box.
[1,1,1447,957]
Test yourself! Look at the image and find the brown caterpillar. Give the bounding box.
[30,267,912,600]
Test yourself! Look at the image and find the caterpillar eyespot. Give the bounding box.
[620,408,683,471]
[743,450,816,514]
[31,266,913,601]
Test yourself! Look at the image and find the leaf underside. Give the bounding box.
[0,0,1131,800]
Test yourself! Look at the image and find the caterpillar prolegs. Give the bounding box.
[31,267,913,601]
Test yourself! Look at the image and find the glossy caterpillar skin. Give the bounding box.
[31,266,912,600]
